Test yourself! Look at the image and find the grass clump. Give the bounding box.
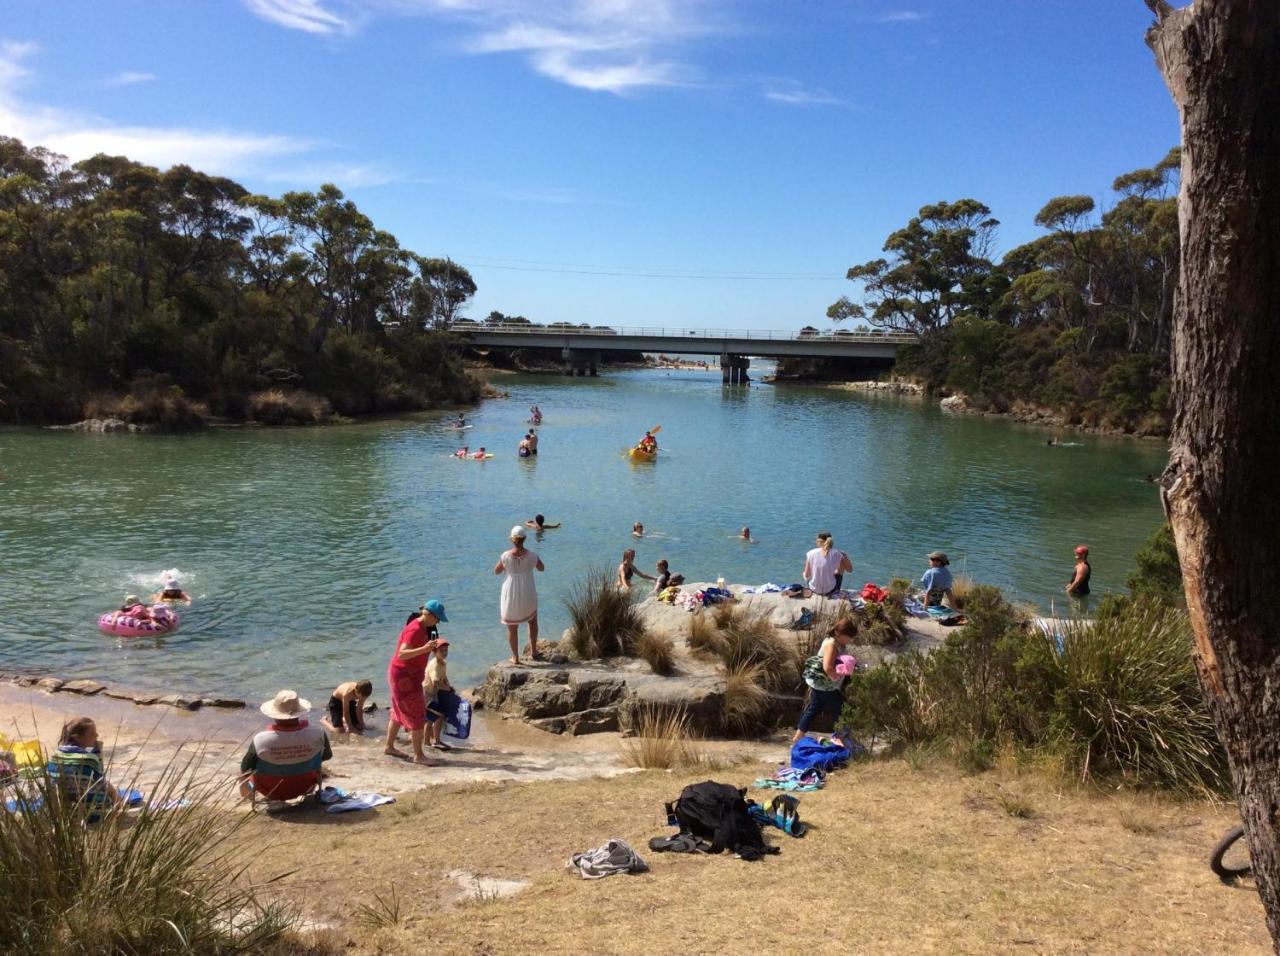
[565,569,647,659]
[715,605,799,691]
[621,706,701,770]
[85,376,209,430]
[247,389,334,425]
[634,630,676,675]
[687,611,722,657]
[720,663,771,734]
[0,756,295,955]
[842,587,1226,793]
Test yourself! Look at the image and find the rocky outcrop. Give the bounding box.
[479,660,731,736]
[49,418,153,433]
[5,673,243,711]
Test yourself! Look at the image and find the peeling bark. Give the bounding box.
[1143,0,1280,947]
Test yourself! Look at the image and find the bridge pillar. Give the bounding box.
[722,354,750,385]
[562,348,600,377]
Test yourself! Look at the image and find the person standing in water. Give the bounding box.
[1066,545,1092,612]
[496,526,544,665]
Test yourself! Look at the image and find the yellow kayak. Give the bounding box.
[628,446,657,461]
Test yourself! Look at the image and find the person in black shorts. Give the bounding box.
[322,680,373,734]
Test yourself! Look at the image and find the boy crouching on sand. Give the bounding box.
[322,679,373,734]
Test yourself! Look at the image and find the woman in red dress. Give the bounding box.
[384,600,445,765]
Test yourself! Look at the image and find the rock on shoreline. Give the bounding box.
[3,671,244,711]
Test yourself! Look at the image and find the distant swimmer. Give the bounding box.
[453,415,466,428]
[152,576,192,605]
[1047,438,1059,447]
[526,514,560,531]
[739,526,755,542]
[454,446,469,458]
[526,430,538,455]
[472,446,488,460]
[632,522,644,538]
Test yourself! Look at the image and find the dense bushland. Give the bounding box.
[830,151,1179,434]
[0,137,481,425]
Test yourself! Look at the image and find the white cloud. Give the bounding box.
[873,10,927,23]
[242,0,350,34]
[0,39,312,177]
[105,70,156,86]
[242,0,716,94]
[763,81,849,108]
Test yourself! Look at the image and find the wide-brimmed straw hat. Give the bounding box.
[260,689,311,720]
[927,551,949,565]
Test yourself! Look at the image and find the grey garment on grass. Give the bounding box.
[567,839,649,879]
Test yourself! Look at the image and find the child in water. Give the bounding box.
[632,522,644,538]
[454,446,469,458]
[472,447,488,460]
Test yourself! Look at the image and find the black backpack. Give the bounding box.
[666,781,775,860]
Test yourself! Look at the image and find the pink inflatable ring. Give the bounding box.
[98,605,179,638]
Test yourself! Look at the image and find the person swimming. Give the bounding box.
[152,577,192,605]
[454,446,469,458]
[632,522,644,538]
[472,447,488,460]
[525,513,560,531]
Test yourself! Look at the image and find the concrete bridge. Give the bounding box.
[459,323,918,382]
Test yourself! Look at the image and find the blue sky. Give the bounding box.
[1,1,1178,330]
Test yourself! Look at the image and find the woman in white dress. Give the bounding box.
[495,525,544,665]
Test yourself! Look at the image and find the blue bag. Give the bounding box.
[440,691,472,740]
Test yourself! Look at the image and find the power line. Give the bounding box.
[451,254,844,281]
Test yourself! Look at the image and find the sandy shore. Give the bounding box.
[0,672,793,806]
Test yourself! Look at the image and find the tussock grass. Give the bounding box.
[949,574,975,609]
[85,378,209,429]
[248,388,333,425]
[621,706,704,770]
[721,662,770,734]
[0,753,296,955]
[565,569,647,659]
[1051,603,1225,792]
[687,611,722,656]
[716,605,799,691]
[634,630,676,675]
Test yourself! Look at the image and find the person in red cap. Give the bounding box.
[1066,545,1091,611]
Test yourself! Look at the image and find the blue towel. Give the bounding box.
[790,737,854,773]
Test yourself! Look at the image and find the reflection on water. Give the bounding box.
[0,369,1167,702]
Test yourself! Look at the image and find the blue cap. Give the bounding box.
[423,599,448,622]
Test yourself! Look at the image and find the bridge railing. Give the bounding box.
[459,323,918,344]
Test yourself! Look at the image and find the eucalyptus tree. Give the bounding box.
[1142,0,1280,946]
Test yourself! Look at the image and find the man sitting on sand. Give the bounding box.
[321,680,373,734]
[239,690,332,802]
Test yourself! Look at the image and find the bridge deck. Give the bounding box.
[460,324,916,359]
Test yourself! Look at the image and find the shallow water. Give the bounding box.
[0,368,1166,702]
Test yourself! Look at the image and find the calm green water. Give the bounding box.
[0,369,1167,703]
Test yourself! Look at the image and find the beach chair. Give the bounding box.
[0,732,46,769]
[243,759,323,810]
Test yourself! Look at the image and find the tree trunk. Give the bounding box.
[1143,1,1280,946]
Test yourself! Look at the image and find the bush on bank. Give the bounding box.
[841,586,1227,793]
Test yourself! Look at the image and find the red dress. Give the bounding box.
[387,620,434,729]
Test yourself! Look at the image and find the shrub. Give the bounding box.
[565,569,647,659]
[635,630,676,676]
[859,598,906,646]
[1125,523,1184,607]
[0,755,295,955]
[840,586,1227,792]
[720,662,771,734]
[247,389,333,425]
[949,574,975,609]
[85,377,209,430]
[1050,602,1225,792]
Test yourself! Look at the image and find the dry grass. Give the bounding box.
[243,759,1269,956]
[950,573,975,609]
[565,569,647,658]
[621,706,707,770]
[634,630,676,675]
[687,611,721,656]
[720,662,770,734]
[716,605,799,691]
[248,388,333,425]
